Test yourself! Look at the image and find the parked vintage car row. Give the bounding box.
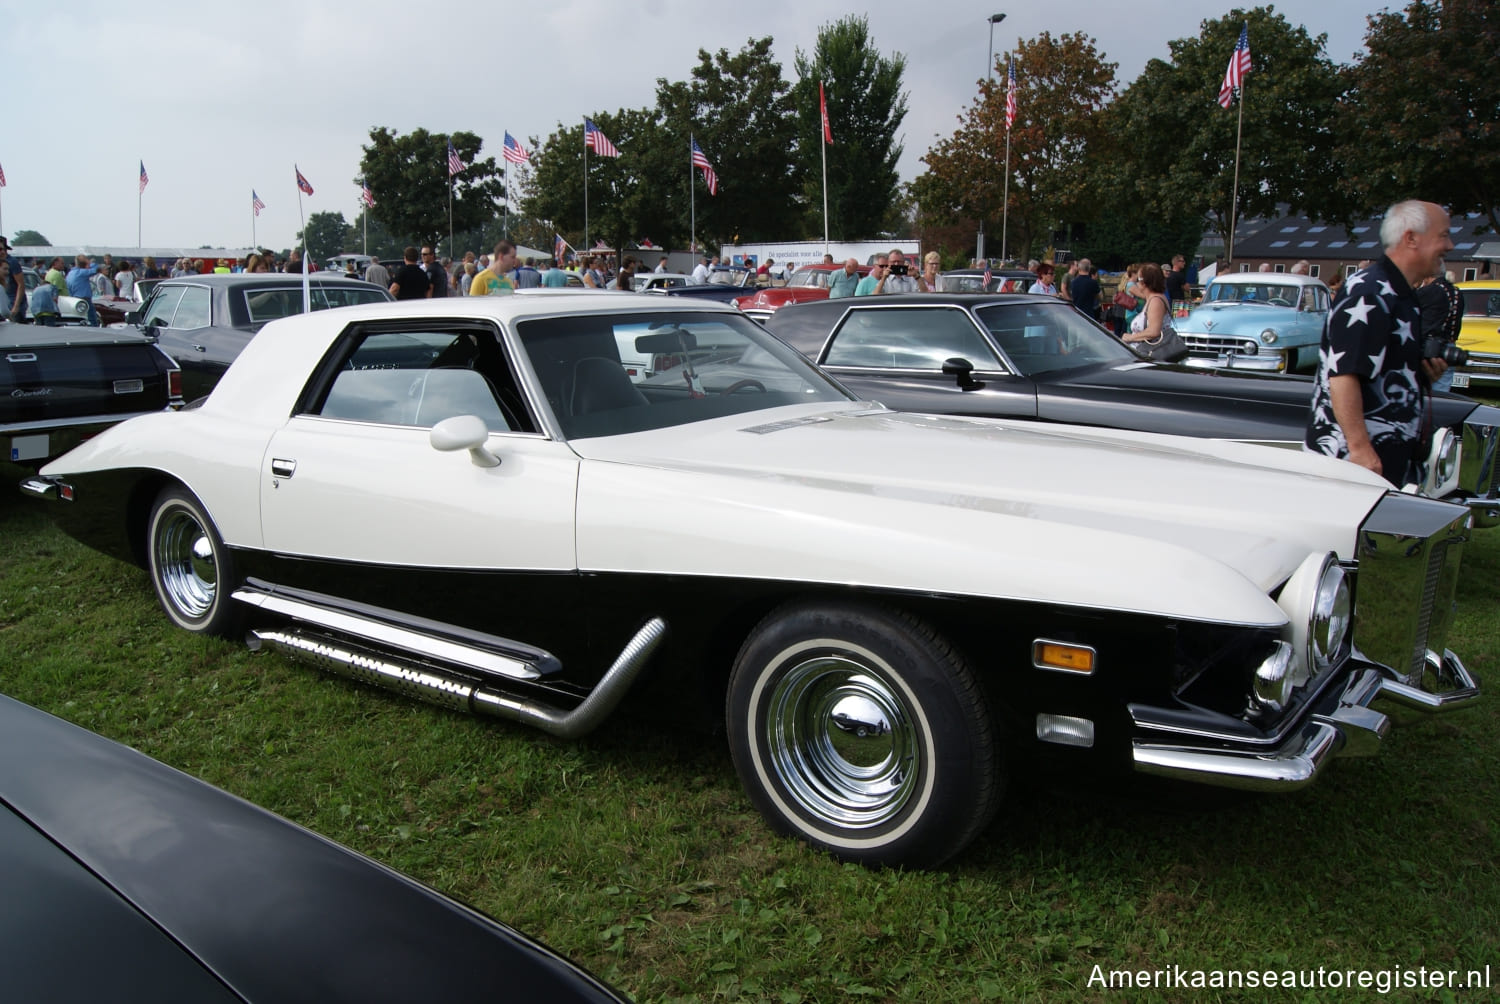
[22,293,1483,869]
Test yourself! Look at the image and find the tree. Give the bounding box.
[914,31,1116,263]
[358,128,505,253]
[791,16,907,241]
[1330,0,1500,230]
[1106,8,1341,253]
[523,111,662,254]
[297,211,349,264]
[658,37,802,247]
[12,229,48,246]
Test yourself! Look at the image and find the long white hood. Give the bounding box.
[572,405,1392,627]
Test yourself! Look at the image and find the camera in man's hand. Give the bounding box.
[888,264,908,276]
[1423,337,1469,367]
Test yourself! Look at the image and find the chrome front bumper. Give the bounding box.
[1179,351,1285,373]
[1133,650,1480,791]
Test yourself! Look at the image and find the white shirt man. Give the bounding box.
[690,256,712,285]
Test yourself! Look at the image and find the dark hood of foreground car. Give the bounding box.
[0,696,627,1004]
[571,404,1395,626]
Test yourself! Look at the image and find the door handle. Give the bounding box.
[271,458,297,478]
[192,344,207,352]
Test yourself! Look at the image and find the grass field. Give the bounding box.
[2,484,1497,1003]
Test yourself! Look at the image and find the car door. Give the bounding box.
[813,304,1039,419]
[257,322,581,642]
[149,284,231,401]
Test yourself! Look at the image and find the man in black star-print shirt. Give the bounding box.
[1304,200,1454,485]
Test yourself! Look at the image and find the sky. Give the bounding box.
[5,0,1383,253]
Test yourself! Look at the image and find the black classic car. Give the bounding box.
[761,293,1500,523]
[2,321,181,472]
[131,274,392,400]
[0,694,628,1003]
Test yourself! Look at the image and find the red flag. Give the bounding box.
[819,82,834,145]
[295,166,314,195]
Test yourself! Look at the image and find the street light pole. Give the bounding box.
[978,12,1005,264]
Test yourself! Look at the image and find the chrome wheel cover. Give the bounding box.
[764,655,919,830]
[154,508,217,620]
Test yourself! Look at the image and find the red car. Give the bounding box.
[736,262,870,320]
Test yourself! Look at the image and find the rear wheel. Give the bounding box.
[146,487,242,637]
[727,601,1001,868]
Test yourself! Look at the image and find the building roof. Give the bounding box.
[1230,211,1496,262]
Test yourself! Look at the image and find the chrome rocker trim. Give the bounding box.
[1133,651,1479,792]
[238,582,669,741]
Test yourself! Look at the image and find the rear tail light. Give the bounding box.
[168,369,183,400]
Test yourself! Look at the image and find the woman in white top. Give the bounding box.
[1123,263,1170,346]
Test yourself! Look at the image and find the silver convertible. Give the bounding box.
[22,293,1481,867]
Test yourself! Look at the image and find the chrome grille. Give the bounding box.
[1459,350,1500,386]
[1457,405,1500,497]
[1352,494,1469,687]
[1181,335,1259,355]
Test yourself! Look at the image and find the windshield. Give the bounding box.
[789,270,828,289]
[242,284,390,324]
[1206,281,1297,305]
[516,310,850,439]
[974,301,1139,375]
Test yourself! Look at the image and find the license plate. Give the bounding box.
[10,434,48,462]
[1451,372,1471,389]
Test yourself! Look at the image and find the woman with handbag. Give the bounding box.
[1122,263,1190,363]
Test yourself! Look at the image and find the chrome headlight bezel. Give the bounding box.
[1276,552,1351,687]
[1421,426,1462,498]
[1259,328,1278,345]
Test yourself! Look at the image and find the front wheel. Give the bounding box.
[727,601,1001,868]
[146,487,243,637]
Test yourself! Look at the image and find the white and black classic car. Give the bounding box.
[22,293,1481,867]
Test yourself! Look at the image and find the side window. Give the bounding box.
[171,286,211,329]
[312,327,535,434]
[140,286,185,327]
[825,308,1001,371]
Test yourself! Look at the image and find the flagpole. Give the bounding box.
[583,122,590,250]
[448,174,454,260]
[503,157,509,240]
[1001,115,1011,263]
[1228,80,1244,263]
[689,136,696,257]
[296,174,309,314]
[362,187,368,257]
[137,185,142,249]
[252,196,256,251]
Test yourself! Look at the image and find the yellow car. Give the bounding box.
[1453,279,1500,389]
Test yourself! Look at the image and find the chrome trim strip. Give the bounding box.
[2,410,163,435]
[232,587,541,681]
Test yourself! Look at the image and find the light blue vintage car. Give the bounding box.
[1175,273,1331,373]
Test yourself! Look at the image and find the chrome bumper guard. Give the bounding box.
[1134,651,1480,791]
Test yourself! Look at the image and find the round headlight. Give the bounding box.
[74,301,89,315]
[1259,328,1278,345]
[1309,562,1350,671]
[1429,427,1460,492]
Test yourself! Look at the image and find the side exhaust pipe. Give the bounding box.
[248,617,667,739]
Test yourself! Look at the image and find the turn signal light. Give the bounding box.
[1032,640,1096,674]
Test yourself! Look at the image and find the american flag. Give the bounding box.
[584,119,620,158]
[1218,24,1251,108]
[503,132,530,164]
[447,140,466,176]
[983,266,992,289]
[139,160,149,193]
[554,233,570,263]
[0,163,6,187]
[360,182,375,208]
[252,190,265,216]
[296,165,314,195]
[1005,62,1018,131]
[691,137,718,195]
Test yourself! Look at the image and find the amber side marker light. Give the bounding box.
[1032,640,1096,674]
